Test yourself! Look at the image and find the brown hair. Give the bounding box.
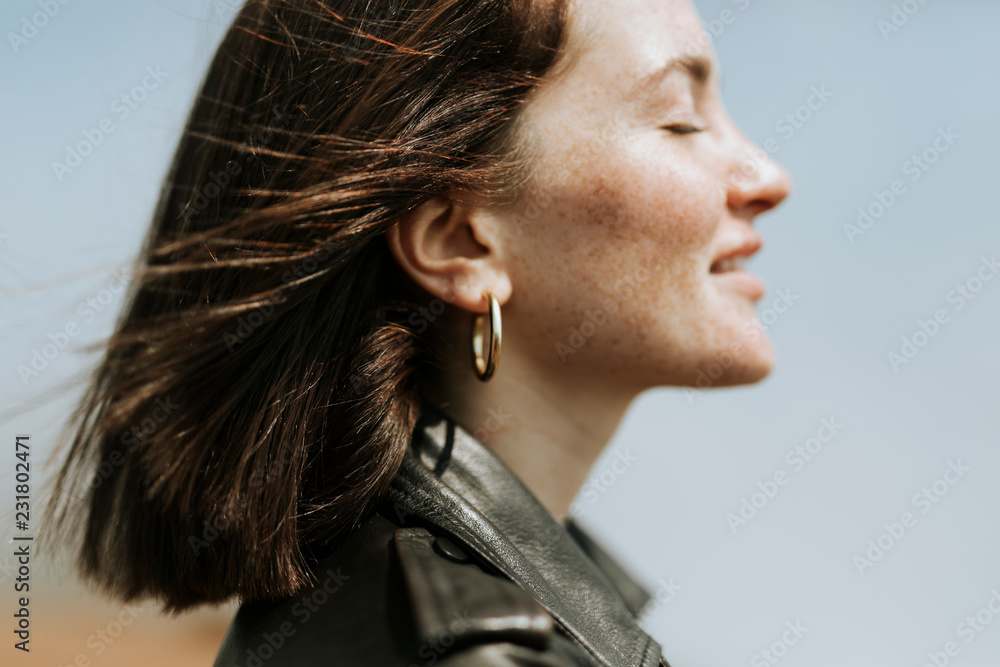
[43,0,570,613]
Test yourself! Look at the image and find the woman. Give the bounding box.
[44,0,791,664]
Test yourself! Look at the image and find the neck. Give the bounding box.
[421,335,637,524]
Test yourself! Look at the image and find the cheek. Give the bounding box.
[518,147,721,271]
[502,147,725,354]
[543,150,723,310]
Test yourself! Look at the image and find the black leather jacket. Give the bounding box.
[214,403,668,666]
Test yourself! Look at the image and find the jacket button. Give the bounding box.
[433,535,471,563]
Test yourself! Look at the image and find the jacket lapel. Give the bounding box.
[387,404,663,667]
[564,517,654,619]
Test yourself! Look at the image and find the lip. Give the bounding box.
[710,234,764,268]
[710,268,766,299]
[709,233,765,299]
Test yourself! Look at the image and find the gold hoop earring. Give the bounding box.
[471,290,501,382]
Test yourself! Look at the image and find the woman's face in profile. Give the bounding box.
[497,0,792,393]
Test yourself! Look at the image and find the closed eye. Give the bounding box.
[663,123,705,135]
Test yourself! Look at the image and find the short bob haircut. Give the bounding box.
[44,0,572,613]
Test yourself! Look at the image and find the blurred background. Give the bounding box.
[1,0,997,665]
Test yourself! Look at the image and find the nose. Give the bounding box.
[725,135,792,217]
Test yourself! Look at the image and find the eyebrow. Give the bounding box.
[628,55,716,100]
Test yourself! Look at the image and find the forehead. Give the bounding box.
[544,0,715,101]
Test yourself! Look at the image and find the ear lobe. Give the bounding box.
[384,196,511,314]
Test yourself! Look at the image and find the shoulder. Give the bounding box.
[214,508,403,666]
[213,506,590,667]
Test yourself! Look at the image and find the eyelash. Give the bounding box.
[663,123,705,135]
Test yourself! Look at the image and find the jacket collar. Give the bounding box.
[387,402,663,667]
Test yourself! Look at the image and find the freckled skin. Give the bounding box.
[497,0,792,392]
[389,0,792,521]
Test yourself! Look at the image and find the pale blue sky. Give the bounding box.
[1,1,998,665]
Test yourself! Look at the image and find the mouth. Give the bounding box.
[709,235,765,299]
[709,255,750,274]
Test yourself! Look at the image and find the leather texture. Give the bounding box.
[213,401,668,667]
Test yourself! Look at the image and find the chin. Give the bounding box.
[685,334,775,390]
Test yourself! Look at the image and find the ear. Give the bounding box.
[384,195,512,313]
